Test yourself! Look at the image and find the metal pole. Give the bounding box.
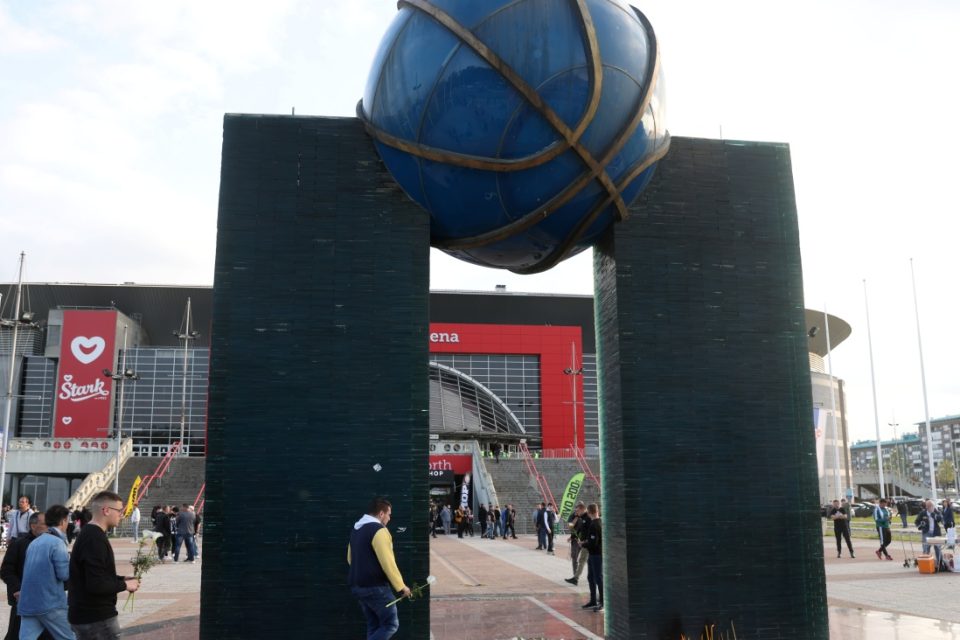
[911,258,937,501]
[113,325,129,493]
[570,342,578,452]
[863,279,886,499]
[179,297,191,454]
[824,306,842,501]
[0,252,25,506]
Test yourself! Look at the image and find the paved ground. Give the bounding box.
[2,531,960,638]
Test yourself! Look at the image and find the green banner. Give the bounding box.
[558,472,585,522]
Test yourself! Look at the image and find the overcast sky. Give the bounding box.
[1,0,958,445]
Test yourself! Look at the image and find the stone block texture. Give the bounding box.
[594,137,827,638]
[203,116,430,639]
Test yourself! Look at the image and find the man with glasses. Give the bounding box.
[68,491,140,639]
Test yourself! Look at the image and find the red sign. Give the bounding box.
[429,455,472,475]
[53,311,118,438]
[428,323,584,450]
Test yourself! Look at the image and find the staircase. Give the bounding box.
[117,456,206,510]
[852,470,930,499]
[484,458,601,535]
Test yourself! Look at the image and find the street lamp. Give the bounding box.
[0,252,36,507]
[103,325,139,493]
[562,342,583,452]
[172,297,199,455]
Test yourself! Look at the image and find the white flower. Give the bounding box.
[141,531,164,541]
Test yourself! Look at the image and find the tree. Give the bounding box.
[887,447,909,479]
[936,459,956,490]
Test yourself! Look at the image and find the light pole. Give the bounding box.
[103,325,139,493]
[0,252,34,507]
[173,297,199,455]
[562,342,583,452]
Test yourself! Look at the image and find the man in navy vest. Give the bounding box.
[347,498,411,640]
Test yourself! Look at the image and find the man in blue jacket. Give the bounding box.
[18,505,74,640]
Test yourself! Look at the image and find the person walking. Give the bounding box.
[68,491,141,639]
[440,505,452,536]
[478,504,488,539]
[543,503,557,554]
[896,499,909,528]
[454,506,465,539]
[347,497,411,640]
[492,505,502,539]
[873,498,894,561]
[828,500,855,558]
[129,505,141,541]
[534,503,546,550]
[17,505,74,640]
[941,499,955,533]
[428,503,438,539]
[565,503,591,585]
[0,512,53,640]
[915,499,944,566]
[173,504,197,563]
[7,496,34,541]
[581,503,603,611]
[503,505,516,539]
[153,506,172,562]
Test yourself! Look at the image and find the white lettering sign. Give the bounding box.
[58,374,110,403]
[429,332,460,344]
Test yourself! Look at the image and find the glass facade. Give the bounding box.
[17,356,57,438]
[119,346,208,457]
[11,342,602,456]
[429,363,525,437]
[430,354,541,442]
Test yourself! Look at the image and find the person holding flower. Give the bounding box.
[347,497,411,640]
[68,491,140,639]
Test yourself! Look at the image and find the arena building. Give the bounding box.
[0,282,851,506]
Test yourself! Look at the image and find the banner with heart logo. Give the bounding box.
[53,310,119,438]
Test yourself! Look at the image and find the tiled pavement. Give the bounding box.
[3,532,960,638]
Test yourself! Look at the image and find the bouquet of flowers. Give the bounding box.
[123,531,163,611]
[386,575,436,607]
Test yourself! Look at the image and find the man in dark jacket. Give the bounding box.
[68,491,140,639]
[0,513,53,640]
[477,504,488,539]
[916,499,945,567]
[581,503,603,611]
[153,506,172,562]
[565,502,591,585]
[828,499,855,558]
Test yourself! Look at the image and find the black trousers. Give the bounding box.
[878,527,892,557]
[834,525,854,554]
[587,554,603,605]
[503,522,515,538]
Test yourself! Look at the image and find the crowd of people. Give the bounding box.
[148,504,200,564]
[0,494,202,639]
[428,501,519,540]
[0,491,140,640]
[828,496,958,566]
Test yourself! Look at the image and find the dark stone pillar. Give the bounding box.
[594,137,827,639]
[202,116,430,639]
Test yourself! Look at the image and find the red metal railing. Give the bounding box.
[518,442,558,510]
[135,441,181,505]
[573,446,601,490]
[193,483,205,510]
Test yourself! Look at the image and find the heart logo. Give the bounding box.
[62,416,72,425]
[71,336,106,365]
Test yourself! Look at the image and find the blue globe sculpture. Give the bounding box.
[359,0,669,273]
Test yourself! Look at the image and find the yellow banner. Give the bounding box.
[124,476,142,518]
